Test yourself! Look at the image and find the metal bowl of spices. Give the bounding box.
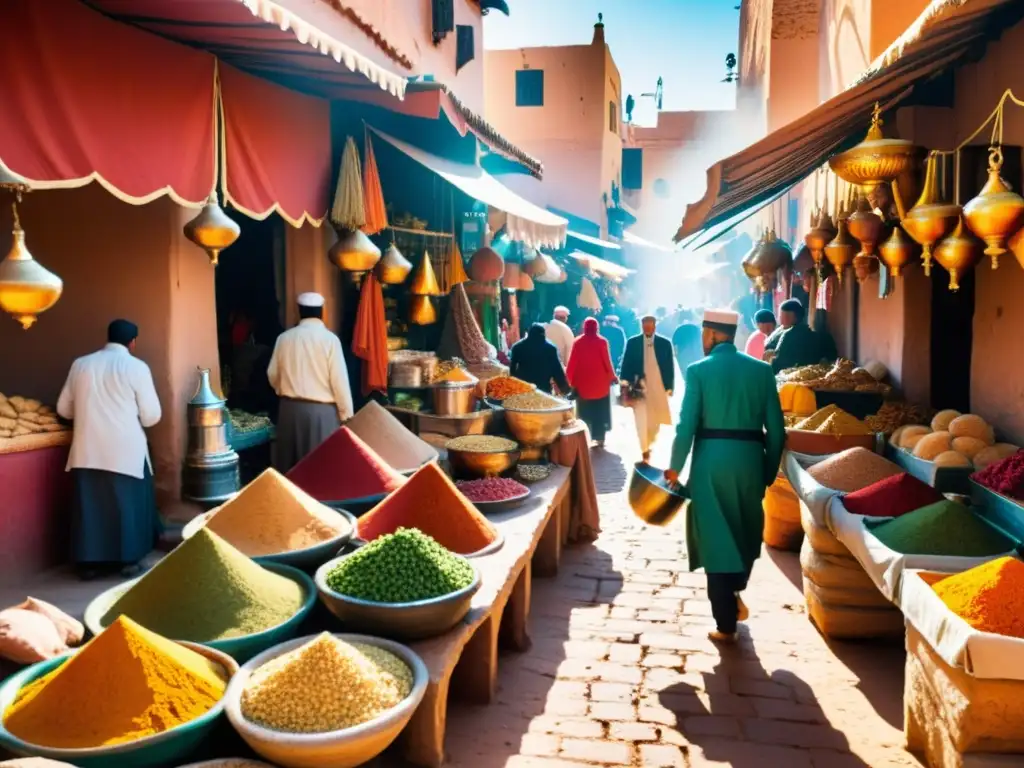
[0,642,238,768]
[502,394,574,448]
[83,563,319,663]
[446,435,521,479]
[223,633,428,768]
[430,380,479,417]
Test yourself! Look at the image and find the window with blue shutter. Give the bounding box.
[432,0,455,45]
[456,25,475,72]
[515,69,544,107]
[622,148,643,190]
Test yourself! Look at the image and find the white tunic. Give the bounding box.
[544,318,575,365]
[267,318,353,420]
[633,337,673,453]
[57,343,162,479]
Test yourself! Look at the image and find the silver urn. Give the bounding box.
[181,367,240,505]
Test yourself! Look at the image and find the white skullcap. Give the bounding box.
[702,309,739,331]
[297,292,325,308]
[553,305,570,316]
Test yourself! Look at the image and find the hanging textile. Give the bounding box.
[351,273,389,396]
[577,277,602,312]
[331,137,366,230]
[456,25,476,72]
[436,283,492,363]
[507,292,521,345]
[220,64,332,226]
[361,134,388,235]
[432,0,455,44]
[0,0,216,206]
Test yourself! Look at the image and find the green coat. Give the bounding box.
[669,344,786,574]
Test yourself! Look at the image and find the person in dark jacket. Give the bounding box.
[620,314,675,461]
[510,323,570,394]
[771,299,831,373]
[602,314,627,370]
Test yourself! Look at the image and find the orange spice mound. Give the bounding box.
[356,463,497,554]
[932,556,1024,639]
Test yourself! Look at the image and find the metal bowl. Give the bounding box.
[446,440,521,479]
[628,462,689,527]
[502,398,574,447]
[466,486,532,515]
[314,554,481,640]
[0,642,238,768]
[430,381,478,416]
[223,633,428,768]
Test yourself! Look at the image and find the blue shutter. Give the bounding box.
[456,25,475,71]
[622,148,643,190]
[515,70,544,107]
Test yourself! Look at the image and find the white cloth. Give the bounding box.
[56,343,162,479]
[545,318,575,365]
[633,336,673,453]
[297,292,325,308]
[267,318,353,420]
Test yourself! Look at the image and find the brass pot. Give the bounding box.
[901,152,961,277]
[408,294,437,325]
[183,194,240,266]
[375,243,412,284]
[804,210,835,268]
[741,233,766,284]
[963,146,1024,268]
[829,103,924,192]
[933,216,983,292]
[757,228,793,273]
[409,251,441,296]
[330,228,381,272]
[824,219,857,283]
[0,209,63,330]
[878,224,920,278]
[853,253,880,284]
[847,196,884,257]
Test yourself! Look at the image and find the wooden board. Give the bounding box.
[401,466,572,767]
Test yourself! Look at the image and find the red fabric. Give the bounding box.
[286,427,405,502]
[0,0,216,204]
[220,64,332,225]
[352,273,390,397]
[842,472,944,518]
[566,318,617,400]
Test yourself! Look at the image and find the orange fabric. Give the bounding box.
[361,134,388,235]
[352,273,389,397]
[549,425,600,543]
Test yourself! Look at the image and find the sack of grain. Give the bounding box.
[801,502,850,557]
[763,475,803,551]
[783,452,841,530]
[802,575,892,610]
[804,584,904,640]
[800,538,878,592]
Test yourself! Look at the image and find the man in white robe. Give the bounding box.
[619,314,675,461]
[544,305,575,366]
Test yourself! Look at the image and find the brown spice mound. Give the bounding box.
[806,447,901,493]
[346,401,438,473]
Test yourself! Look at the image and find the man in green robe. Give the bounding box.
[665,309,786,643]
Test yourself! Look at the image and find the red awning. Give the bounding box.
[0,0,217,206]
[220,65,332,226]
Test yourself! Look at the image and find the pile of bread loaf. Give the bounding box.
[0,394,68,439]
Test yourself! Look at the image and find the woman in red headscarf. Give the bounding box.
[566,317,618,448]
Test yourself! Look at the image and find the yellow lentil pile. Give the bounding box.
[502,391,565,411]
[794,405,871,435]
[241,633,412,733]
[446,435,518,453]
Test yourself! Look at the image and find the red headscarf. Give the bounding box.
[566,317,617,399]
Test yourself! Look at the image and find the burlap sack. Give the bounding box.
[905,625,1024,757]
[800,538,879,592]
[763,476,803,552]
[802,575,892,610]
[804,585,904,640]
[800,501,850,557]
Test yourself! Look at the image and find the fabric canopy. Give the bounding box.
[220,64,332,226]
[534,253,565,284]
[570,251,634,281]
[675,0,1024,241]
[370,127,567,248]
[0,0,216,206]
[83,0,407,100]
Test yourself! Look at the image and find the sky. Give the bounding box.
[483,0,740,125]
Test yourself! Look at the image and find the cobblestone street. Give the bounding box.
[438,405,922,768]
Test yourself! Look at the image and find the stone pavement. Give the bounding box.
[436,404,922,768]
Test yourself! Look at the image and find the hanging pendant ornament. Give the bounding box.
[329,228,381,274]
[933,216,983,292]
[829,102,923,193]
[963,145,1024,269]
[408,294,437,325]
[375,242,412,285]
[824,199,857,283]
[901,151,960,277]
[878,224,920,278]
[409,250,441,296]
[0,200,64,329]
[183,192,240,266]
[847,195,884,258]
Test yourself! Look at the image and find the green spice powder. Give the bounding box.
[101,528,306,641]
[867,500,1012,557]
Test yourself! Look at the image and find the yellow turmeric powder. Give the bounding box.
[794,405,870,435]
[931,557,1024,639]
[3,616,227,748]
[437,366,475,384]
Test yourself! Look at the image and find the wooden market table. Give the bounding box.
[401,465,574,767]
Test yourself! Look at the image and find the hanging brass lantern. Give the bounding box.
[0,202,63,329]
[408,294,437,325]
[804,209,835,268]
[183,193,240,266]
[409,251,441,296]
[963,146,1024,269]
[829,103,924,193]
[824,215,857,284]
[878,224,920,278]
[741,231,766,285]
[901,152,961,277]
[469,246,504,282]
[375,243,412,285]
[933,216,983,292]
[329,228,381,273]
[757,227,793,274]
[847,195,884,257]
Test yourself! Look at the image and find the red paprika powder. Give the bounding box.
[842,472,943,518]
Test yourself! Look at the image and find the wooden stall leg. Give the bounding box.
[533,502,562,577]
[451,614,500,705]
[560,484,573,546]
[500,561,532,652]
[403,677,451,768]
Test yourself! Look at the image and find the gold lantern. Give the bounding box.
[329,228,381,273]
[824,206,858,284]
[741,232,766,286]
[0,201,63,330]
[183,193,240,266]
[758,228,793,273]
[847,195,884,257]
[878,224,920,278]
[375,243,412,285]
[963,146,1024,269]
[408,294,437,325]
[933,216,983,292]
[409,251,441,296]
[829,103,924,193]
[901,151,961,277]
[804,209,835,268]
